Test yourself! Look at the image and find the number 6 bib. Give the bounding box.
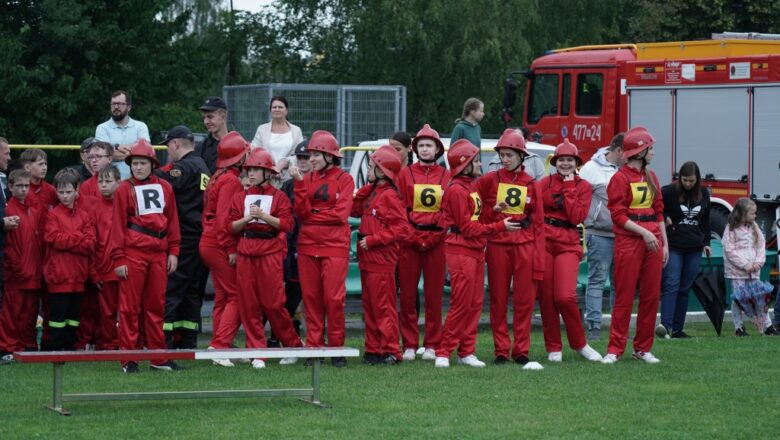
[496,183,527,215]
[412,184,442,213]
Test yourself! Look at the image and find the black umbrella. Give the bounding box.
[691,258,728,336]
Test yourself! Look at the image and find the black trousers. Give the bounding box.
[164,238,207,348]
[44,293,82,351]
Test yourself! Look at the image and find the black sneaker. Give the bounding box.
[331,357,347,368]
[304,357,324,367]
[380,354,399,365]
[493,355,509,365]
[587,327,601,341]
[362,353,380,365]
[267,338,281,348]
[513,355,529,366]
[670,330,692,339]
[122,361,140,374]
[764,326,779,336]
[150,361,184,372]
[735,326,749,337]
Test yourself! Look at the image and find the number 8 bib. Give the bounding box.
[412,184,442,213]
[496,183,527,215]
[629,182,652,209]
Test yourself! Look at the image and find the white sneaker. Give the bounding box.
[632,351,660,364]
[251,359,266,369]
[547,351,562,362]
[601,353,619,364]
[279,357,298,365]
[415,347,426,355]
[434,357,450,368]
[577,345,603,362]
[522,361,544,370]
[212,358,235,368]
[655,324,670,339]
[402,348,416,361]
[421,348,437,360]
[457,354,486,368]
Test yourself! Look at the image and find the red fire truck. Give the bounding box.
[504,32,780,241]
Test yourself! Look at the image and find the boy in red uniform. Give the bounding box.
[42,169,96,351]
[78,140,114,199]
[351,146,411,365]
[19,149,57,211]
[229,148,303,369]
[290,130,354,367]
[434,139,521,369]
[0,170,43,359]
[395,125,450,362]
[110,140,182,373]
[92,165,122,350]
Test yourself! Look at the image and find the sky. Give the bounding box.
[231,0,272,13]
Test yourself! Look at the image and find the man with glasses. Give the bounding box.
[95,90,150,179]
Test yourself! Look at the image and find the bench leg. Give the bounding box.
[300,359,330,409]
[47,362,71,416]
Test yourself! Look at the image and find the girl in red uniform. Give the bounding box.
[476,129,545,368]
[200,131,248,365]
[395,124,450,361]
[603,126,668,364]
[538,140,602,362]
[434,139,521,369]
[290,130,354,367]
[351,146,411,365]
[229,148,303,369]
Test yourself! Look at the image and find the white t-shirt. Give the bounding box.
[268,131,294,164]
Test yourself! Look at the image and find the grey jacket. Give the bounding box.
[579,147,619,237]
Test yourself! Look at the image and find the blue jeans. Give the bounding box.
[584,234,615,329]
[660,250,702,332]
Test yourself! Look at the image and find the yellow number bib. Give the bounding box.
[412,184,442,213]
[200,173,210,191]
[496,183,528,215]
[630,182,653,209]
[470,192,482,221]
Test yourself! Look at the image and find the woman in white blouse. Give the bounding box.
[250,96,304,179]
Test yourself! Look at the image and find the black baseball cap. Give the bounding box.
[199,96,228,111]
[80,136,98,152]
[294,139,310,157]
[160,125,195,144]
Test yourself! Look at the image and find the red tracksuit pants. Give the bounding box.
[97,281,119,350]
[436,252,483,359]
[298,254,348,347]
[539,241,587,353]
[76,283,100,349]
[486,242,538,359]
[236,253,303,350]
[361,270,402,359]
[200,243,241,349]
[398,243,444,350]
[607,234,662,356]
[118,250,167,366]
[0,288,39,352]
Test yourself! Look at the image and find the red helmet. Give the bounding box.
[622,126,656,159]
[551,138,582,166]
[124,139,159,168]
[370,145,402,180]
[447,139,479,176]
[217,131,249,169]
[308,130,342,158]
[495,128,529,156]
[243,148,277,174]
[411,124,444,159]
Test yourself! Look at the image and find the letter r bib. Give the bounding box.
[135,184,165,215]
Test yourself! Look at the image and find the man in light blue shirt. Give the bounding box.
[95,90,150,179]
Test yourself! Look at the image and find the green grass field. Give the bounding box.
[1,322,778,439]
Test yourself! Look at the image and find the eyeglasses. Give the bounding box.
[87,154,111,161]
[111,102,129,107]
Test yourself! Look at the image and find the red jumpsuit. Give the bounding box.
[477,168,545,360]
[27,180,57,211]
[294,166,354,347]
[228,184,302,350]
[606,165,664,356]
[79,176,99,199]
[395,163,449,351]
[74,194,101,350]
[538,174,592,353]
[0,197,43,353]
[110,175,180,366]
[92,195,120,350]
[200,168,243,349]
[351,183,411,359]
[436,176,507,359]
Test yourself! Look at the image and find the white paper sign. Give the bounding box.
[134,184,165,215]
[682,64,696,81]
[729,62,750,80]
[244,194,273,224]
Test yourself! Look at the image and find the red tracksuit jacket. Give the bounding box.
[440,175,507,258]
[109,175,181,266]
[201,168,241,254]
[607,165,664,237]
[27,180,57,211]
[93,195,118,282]
[80,176,99,200]
[294,166,355,258]
[43,201,96,293]
[539,174,592,246]
[228,184,294,256]
[3,198,44,290]
[396,162,450,249]
[351,183,412,272]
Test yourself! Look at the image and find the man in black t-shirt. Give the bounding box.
[196,97,229,174]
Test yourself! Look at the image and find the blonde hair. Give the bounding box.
[728,197,759,242]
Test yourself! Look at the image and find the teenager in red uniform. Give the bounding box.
[434,139,521,369]
[290,130,354,367]
[92,165,122,350]
[351,146,411,365]
[200,131,248,362]
[78,141,114,199]
[229,148,303,369]
[476,129,545,368]
[602,126,668,364]
[396,124,449,361]
[538,140,602,362]
[42,169,96,351]
[110,140,181,372]
[0,170,43,359]
[20,149,57,211]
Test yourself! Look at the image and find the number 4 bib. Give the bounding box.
[412,184,442,213]
[496,183,528,215]
[630,182,653,209]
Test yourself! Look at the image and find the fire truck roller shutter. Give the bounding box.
[627,88,674,186]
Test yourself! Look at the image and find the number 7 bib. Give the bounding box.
[496,183,527,215]
[412,184,442,213]
[629,182,652,209]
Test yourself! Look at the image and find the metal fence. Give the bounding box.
[223,83,406,168]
